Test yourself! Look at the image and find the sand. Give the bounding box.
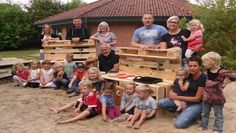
[0,81,236,133]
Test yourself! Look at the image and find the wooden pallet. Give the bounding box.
[43,39,96,61]
[117,47,182,81]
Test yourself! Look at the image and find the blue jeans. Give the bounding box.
[53,79,69,89]
[157,98,202,128]
[200,102,224,132]
[66,79,80,94]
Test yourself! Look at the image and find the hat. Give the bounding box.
[76,62,86,68]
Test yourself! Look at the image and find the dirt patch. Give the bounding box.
[0,81,235,133]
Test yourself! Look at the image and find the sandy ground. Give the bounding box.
[0,80,236,133]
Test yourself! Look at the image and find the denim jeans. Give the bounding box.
[53,79,69,89]
[157,98,202,128]
[200,102,224,132]
[66,79,80,94]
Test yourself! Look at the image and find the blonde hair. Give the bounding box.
[31,60,40,69]
[65,53,73,60]
[79,80,93,89]
[86,67,103,81]
[201,52,221,69]
[124,82,136,90]
[97,21,110,32]
[188,19,205,32]
[136,84,153,95]
[12,63,25,71]
[54,62,64,69]
[41,23,53,35]
[176,67,189,77]
[167,16,180,24]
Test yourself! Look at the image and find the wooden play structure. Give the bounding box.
[43,39,96,62]
[102,47,182,105]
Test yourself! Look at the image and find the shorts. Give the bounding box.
[121,106,135,115]
[75,101,99,118]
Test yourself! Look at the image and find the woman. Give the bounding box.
[38,24,60,60]
[90,21,117,56]
[160,16,191,67]
[157,56,207,129]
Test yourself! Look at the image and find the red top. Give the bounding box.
[74,70,88,80]
[82,92,101,113]
[188,30,204,51]
[16,68,29,80]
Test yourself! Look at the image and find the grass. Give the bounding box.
[0,49,39,60]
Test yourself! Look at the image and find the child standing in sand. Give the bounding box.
[199,52,236,133]
[49,80,101,124]
[181,19,204,58]
[25,60,40,88]
[128,84,157,129]
[173,68,190,111]
[12,63,29,87]
[39,60,55,88]
[100,81,121,121]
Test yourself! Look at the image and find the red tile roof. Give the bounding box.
[34,0,192,25]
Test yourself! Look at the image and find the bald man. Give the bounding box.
[131,14,167,49]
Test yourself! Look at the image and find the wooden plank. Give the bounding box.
[44,48,96,54]
[118,53,181,61]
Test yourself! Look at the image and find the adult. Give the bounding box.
[90,21,117,56]
[160,16,191,67]
[131,14,167,49]
[38,23,60,60]
[157,56,207,129]
[85,44,119,73]
[66,18,90,43]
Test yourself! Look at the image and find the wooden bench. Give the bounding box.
[43,39,96,62]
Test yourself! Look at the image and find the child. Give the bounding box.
[39,60,55,88]
[25,60,40,88]
[49,80,101,124]
[12,63,29,87]
[82,67,104,94]
[100,81,121,121]
[200,52,236,133]
[66,62,88,94]
[181,19,204,58]
[173,68,190,111]
[117,82,137,122]
[53,62,69,90]
[63,53,76,80]
[128,84,157,129]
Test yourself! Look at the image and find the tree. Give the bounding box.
[193,0,236,70]
[0,3,36,50]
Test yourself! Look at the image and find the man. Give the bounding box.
[85,44,119,73]
[131,14,167,49]
[66,18,90,43]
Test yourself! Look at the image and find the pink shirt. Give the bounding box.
[188,30,203,50]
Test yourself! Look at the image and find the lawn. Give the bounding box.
[0,49,39,60]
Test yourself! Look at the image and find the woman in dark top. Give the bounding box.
[38,23,60,60]
[157,56,207,129]
[160,16,191,67]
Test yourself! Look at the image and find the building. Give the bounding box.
[34,0,192,46]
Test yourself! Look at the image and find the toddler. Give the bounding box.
[200,52,236,133]
[39,60,55,88]
[181,19,204,58]
[25,60,40,88]
[63,53,76,80]
[128,84,157,129]
[53,62,69,90]
[173,68,190,111]
[12,63,29,87]
[100,81,121,121]
[49,80,101,124]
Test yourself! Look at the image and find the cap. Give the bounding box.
[76,62,86,69]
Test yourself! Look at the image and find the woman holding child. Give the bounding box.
[158,56,207,128]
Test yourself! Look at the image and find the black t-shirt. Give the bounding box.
[161,29,191,58]
[53,71,69,80]
[66,26,90,40]
[98,50,119,73]
[173,78,191,96]
[185,73,206,97]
